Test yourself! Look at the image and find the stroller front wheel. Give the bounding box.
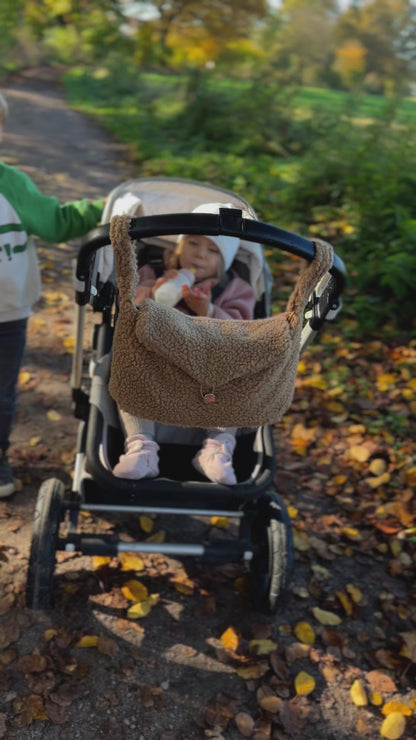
[243,490,294,614]
[26,478,65,610]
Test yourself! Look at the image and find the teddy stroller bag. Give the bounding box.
[25,177,346,616]
[109,214,334,429]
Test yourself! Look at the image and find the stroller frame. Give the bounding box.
[26,178,346,614]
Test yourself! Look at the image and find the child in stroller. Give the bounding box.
[113,201,258,486]
[25,177,345,613]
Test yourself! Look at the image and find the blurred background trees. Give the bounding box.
[1,0,416,335]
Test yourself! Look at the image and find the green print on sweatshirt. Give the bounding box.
[0,241,28,259]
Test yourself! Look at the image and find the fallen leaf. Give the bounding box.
[210,516,230,529]
[366,670,396,693]
[75,635,98,648]
[121,580,149,602]
[118,552,145,571]
[380,713,406,739]
[139,515,154,534]
[294,671,315,696]
[127,593,159,619]
[369,458,387,476]
[220,627,240,652]
[350,679,367,706]
[249,639,278,655]
[350,446,371,463]
[47,410,61,421]
[234,712,255,737]
[381,702,412,717]
[293,622,315,645]
[146,530,166,544]
[236,663,269,679]
[311,607,342,626]
[346,583,364,604]
[92,556,111,569]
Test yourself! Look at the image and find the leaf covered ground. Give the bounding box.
[0,70,415,740]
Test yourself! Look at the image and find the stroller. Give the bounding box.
[25,178,346,614]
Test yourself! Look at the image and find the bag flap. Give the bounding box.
[135,299,299,387]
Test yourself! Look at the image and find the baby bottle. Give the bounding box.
[153,268,195,307]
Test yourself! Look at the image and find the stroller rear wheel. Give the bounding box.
[26,478,65,610]
[244,490,294,614]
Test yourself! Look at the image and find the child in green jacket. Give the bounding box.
[0,92,104,497]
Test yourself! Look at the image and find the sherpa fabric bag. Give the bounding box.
[108,214,333,428]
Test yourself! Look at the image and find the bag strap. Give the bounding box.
[286,237,334,323]
[110,215,137,304]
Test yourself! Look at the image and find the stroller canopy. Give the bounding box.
[97,177,267,300]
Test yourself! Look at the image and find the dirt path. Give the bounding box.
[0,70,414,740]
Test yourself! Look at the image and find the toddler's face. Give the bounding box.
[177,235,222,281]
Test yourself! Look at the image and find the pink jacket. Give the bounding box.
[135,264,256,320]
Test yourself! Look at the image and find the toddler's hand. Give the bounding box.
[182,279,216,316]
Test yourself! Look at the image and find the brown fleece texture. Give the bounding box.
[108,215,333,428]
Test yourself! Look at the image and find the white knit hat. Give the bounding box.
[179,202,241,271]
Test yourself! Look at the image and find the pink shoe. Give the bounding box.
[192,434,237,486]
[113,434,159,479]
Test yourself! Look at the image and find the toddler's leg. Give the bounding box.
[113,411,159,479]
[0,318,27,498]
[192,428,237,486]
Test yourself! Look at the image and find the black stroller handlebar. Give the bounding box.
[75,210,346,306]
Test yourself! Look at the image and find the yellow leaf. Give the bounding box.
[369,690,383,706]
[127,600,152,619]
[381,702,412,717]
[302,374,328,390]
[47,410,61,421]
[121,580,148,602]
[336,590,353,616]
[18,371,31,386]
[287,505,298,519]
[172,577,194,596]
[380,713,406,739]
[63,336,75,351]
[350,445,370,463]
[139,516,154,534]
[294,671,316,696]
[312,607,342,626]
[341,527,362,542]
[249,639,278,655]
[75,635,98,648]
[210,516,230,529]
[146,530,166,544]
[220,626,240,651]
[118,552,145,571]
[236,662,269,679]
[350,679,367,706]
[365,472,391,489]
[44,629,58,641]
[376,374,397,391]
[92,556,111,569]
[127,593,159,619]
[346,583,364,604]
[369,458,387,476]
[29,436,41,447]
[43,290,69,304]
[294,621,315,645]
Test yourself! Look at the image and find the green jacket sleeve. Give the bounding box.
[1,163,104,242]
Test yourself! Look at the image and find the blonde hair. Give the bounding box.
[0,93,8,125]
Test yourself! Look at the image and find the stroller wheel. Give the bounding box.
[244,490,294,614]
[26,478,65,610]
